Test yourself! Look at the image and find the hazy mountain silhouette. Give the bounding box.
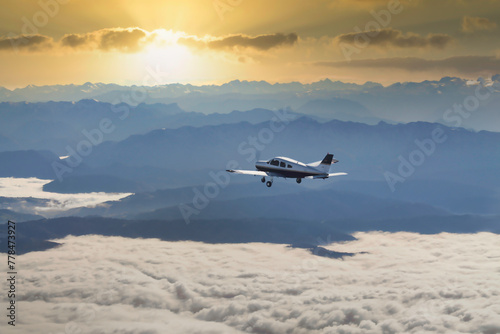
[297,97,380,124]
[0,101,301,154]
[1,76,499,256]
[0,134,20,152]
[43,174,148,193]
[0,217,355,255]
[0,150,61,179]
[61,182,301,217]
[0,79,381,103]
[333,179,500,215]
[2,117,500,209]
[130,189,448,222]
[0,209,44,222]
[79,118,500,188]
[1,76,498,130]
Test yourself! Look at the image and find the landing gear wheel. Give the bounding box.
[296,178,302,184]
[261,177,266,183]
[266,181,273,187]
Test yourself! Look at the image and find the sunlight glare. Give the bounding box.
[141,30,193,84]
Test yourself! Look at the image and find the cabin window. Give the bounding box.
[270,159,279,166]
[287,164,292,168]
[280,161,286,168]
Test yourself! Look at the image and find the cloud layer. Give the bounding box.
[179,33,298,51]
[336,28,452,49]
[462,16,497,33]
[0,34,52,52]
[0,177,131,217]
[5,232,499,333]
[0,29,298,54]
[315,55,500,74]
[61,28,149,53]
[0,28,151,54]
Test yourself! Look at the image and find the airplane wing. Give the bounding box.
[226,169,269,177]
[306,172,348,179]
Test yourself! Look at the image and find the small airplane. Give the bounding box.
[226,153,347,187]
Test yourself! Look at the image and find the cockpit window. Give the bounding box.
[287,164,292,168]
[270,159,279,166]
[280,161,286,168]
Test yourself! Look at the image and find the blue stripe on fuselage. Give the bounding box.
[256,165,324,178]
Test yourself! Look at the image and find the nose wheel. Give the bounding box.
[266,181,273,187]
[296,178,302,184]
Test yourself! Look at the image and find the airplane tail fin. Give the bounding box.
[308,153,338,173]
[318,153,334,173]
[320,153,334,165]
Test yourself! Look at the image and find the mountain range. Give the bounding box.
[0,76,498,252]
[0,100,300,154]
[1,76,499,131]
[2,117,500,191]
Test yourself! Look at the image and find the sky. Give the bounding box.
[6,232,500,333]
[0,0,499,88]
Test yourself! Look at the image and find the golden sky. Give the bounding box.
[1,0,499,88]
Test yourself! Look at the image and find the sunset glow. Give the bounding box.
[1,0,499,87]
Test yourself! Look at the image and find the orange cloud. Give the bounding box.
[336,28,452,49]
[0,34,53,52]
[61,28,149,52]
[179,33,298,51]
[315,55,500,75]
[0,29,298,56]
[462,16,497,33]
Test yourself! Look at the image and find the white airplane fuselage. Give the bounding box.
[255,157,331,178]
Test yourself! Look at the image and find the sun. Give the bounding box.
[140,31,194,84]
[145,44,191,68]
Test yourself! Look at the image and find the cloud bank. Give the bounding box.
[0,34,53,52]
[61,28,149,53]
[315,55,500,74]
[179,33,299,51]
[5,232,499,333]
[462,16,497,33]
[336,28,452,49]
[0,177,131,217]
[0,29,298,54]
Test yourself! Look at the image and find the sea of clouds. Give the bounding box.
[0,177,132,216]
[1,232,499,334]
